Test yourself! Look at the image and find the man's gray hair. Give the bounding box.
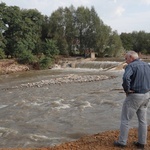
[127,51,139,59]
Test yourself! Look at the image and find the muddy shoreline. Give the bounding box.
[0,126,150,150]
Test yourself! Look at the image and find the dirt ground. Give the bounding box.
[0,59,29,74]
[0,126,150,150]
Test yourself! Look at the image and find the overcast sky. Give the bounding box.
[1,0,150,34]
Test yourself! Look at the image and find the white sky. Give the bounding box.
[1,0,150,34]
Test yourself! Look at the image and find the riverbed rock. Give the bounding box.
[7,74,110,90]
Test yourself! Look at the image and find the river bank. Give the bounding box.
[0,125,150,150]
[1,53,150,75]
[0,59,29,75]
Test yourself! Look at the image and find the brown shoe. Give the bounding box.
[133,141,144,149]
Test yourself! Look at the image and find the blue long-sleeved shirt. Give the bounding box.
[122,59,150,94]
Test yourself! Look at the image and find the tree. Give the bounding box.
[120,31,150,54]
[57,37,68,55]
[2,5,23,57]
[20,9,43,56]
[49,7,68,55]
[1,3,44,58]
[47,5,124,57]
[0,2,7,58]
[42,39,59,58]
[136,31,148,53]
[120,33,133,50]
[106,31,124,57]
[63,5,77,55]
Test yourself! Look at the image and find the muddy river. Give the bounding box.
[0,64,150,148]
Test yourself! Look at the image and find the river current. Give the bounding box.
[0,64,150,148]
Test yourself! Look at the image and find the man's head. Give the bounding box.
[125,51,139,64]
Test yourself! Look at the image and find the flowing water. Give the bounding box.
[0,61,150,148]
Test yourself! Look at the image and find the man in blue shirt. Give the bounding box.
[114,51,150,149]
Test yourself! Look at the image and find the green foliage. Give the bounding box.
[120,31,150,54]
[13,40,27,57]
[17,50,36,64]
[2,3,44,58]
[57,38,69,55]
[95,24,111,57]
[0,48,5,59]
[42,39,59,57]
[49,5,115,57]
[141,49,148,54]
[105,31,124,57]
[39,57,52,69]
[120,33,133,50]
[0,4,7,52]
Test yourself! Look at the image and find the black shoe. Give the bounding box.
[114,141,126,148]
[133,141,144,149]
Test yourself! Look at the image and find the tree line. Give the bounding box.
[120,31,150,55]
[0,2,150,69]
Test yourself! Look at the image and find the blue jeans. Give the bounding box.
[118,91,150,145]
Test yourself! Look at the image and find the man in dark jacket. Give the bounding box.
[114,51,150,149]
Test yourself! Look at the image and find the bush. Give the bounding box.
[18,50,36,64]
[39,57,52,69]
[0,48,6,59]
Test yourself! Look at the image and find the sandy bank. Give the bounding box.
[0,59,29,74]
